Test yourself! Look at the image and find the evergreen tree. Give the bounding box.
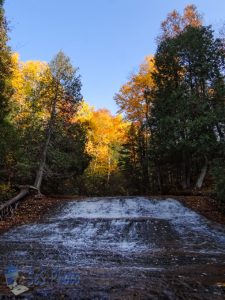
[0,0,17,199]
[34,51,83,193]
[0,0,12,121]
[150,26,225,191]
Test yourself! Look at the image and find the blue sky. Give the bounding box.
[5,0,225,114]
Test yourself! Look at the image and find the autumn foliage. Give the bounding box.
[0,3,225,203]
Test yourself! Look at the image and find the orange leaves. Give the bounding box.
[159,5,202,41]
[77,102,129,176]
[183,5,202,28]
[114,55,155,123]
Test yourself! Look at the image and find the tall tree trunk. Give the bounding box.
[216,123,224,141]
[186,160,191,189]
[157,166,162,194]
[195,157,208,189]
[34,88,58,194]
[107,156,111,185]
[34,127,52,193]
[181,151,191,189]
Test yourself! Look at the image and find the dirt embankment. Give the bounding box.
[0,196,82,234]
[171,195,225,225]
[0,195,224,234]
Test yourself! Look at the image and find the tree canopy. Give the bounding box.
[0,3,225,205]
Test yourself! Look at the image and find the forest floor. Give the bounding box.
[0,194,225,234]
[0,195,82,234]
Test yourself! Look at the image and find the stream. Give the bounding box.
[0,197,225,299]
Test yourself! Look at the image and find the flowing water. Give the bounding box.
[0,197,225,299]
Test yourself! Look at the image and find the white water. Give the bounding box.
[1,197,225,268]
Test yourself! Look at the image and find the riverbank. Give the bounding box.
[0,196,82,234]
[0,195,224,234]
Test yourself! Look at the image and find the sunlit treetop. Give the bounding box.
[114,55,155,123]
[159,4,202,41]
[75,100,94,123]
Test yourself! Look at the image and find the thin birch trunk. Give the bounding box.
[195,157,208,189]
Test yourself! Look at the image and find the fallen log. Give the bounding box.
[0,186,38,220]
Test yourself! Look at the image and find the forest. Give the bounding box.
[0,2,225,207]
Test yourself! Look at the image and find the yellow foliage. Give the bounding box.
[114,55,155,123]
[10,53,51,126]
[77,103,129,177]
[75,100,94,123]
